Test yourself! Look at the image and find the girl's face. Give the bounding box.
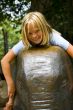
[26,22,43,45]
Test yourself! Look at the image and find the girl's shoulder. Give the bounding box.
[12,40,25,55]
[50,29,61,38]
[49,29,69,50]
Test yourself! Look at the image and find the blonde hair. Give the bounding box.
[21,11,52,48]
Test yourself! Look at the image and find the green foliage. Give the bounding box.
[0,0,31,21]
[0,0,31,60]
[0,19,21,59]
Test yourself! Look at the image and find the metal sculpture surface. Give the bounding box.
[12,46,73,110]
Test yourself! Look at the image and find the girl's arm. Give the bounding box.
[66,44,73,58]
[66,44,73,91]
[1,49,16,109]
[50,31,73,91]
[1,40,24,110]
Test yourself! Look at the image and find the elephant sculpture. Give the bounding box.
[8,46,73,110]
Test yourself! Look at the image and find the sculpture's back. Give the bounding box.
[13,46,73,110]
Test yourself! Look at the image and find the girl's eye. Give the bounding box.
[35,30,40,33]
[28,32,32,35]
[28,29,40,35]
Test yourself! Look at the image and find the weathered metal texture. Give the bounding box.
[13,46,73,110]
[0,80,8,108]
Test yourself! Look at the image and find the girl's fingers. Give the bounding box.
[3,96,14,110]
[3,104,13,110]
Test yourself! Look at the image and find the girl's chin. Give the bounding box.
[29,40,42,46]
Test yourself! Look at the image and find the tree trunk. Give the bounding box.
[2,28,8,55]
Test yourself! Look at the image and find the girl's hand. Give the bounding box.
[3,97,13,110]
[8,83,15,98]
[3,84,15,110]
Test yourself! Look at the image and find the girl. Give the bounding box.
[1,11,73,110]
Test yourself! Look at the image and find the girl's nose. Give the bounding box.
[32,33,37,38]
